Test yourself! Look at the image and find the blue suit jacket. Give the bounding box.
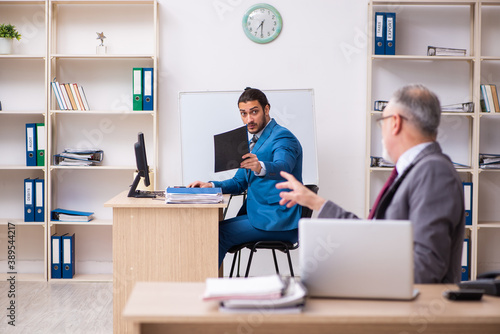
[212,119,303,231]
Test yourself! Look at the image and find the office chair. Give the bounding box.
[227,184,319,278]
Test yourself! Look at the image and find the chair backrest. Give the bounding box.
[300,184,319,218]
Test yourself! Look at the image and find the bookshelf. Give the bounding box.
[0,0,48,282]
[0,0,158,282]
[367,0,500,281]
[47,0,158,282]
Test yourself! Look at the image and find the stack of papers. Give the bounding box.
[165,187,223,204]
[480,153,500,169]
[441,102,474,113]
[51,208,95,222]
[203,275,307,313]
[427,46,466,56]
[53,148,103,166]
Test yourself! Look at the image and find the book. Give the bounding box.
[427,46,466,57]
[490,84,500,113]
[165,187,223,204]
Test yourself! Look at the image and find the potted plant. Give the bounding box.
[0,24,21,54]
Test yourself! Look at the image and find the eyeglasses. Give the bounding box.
[376,114,407,127]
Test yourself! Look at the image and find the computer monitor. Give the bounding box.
[128,132,155,198]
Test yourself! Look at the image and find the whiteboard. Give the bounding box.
[179,89,318,186]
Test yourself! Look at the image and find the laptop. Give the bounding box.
[299,218,419,300]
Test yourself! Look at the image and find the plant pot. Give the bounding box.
[0,37,13,54]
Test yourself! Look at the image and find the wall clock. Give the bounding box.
[242,3,283,44]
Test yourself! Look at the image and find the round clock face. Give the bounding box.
[242,4,283,44]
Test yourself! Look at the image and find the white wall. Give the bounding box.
[157,0,368,275]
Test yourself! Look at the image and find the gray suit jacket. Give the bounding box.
[319,142,465,283]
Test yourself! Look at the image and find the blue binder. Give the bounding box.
[24,178,35,222]
[462,238,470,281]
[34,178,44,222]
[385,12,396,55]
[51,234,62,279]
[142,67,154,110]
[62,233,76,279]
[463,182,472,226]
[374,12,386,55]
[25,123,37,166]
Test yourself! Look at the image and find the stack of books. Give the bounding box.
[53,148,103,166]
[479,153,500,169]
[203,275,307,313]
[480,84,500,113]
[165,187,223,204]
[51,79,90,111]
[427,46,467,57]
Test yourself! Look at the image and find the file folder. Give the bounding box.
[142,67,154,110]
[62,233,75,279]
[462,238,470,281]
[25,123,37,166]
[24,178,35,222]
[463,182,472,226]
[133,67,143,111]
[385,12,396,55]
[374,12,385,55]
[34,178,44,222]
[51,234,62,279]
[36,123,45,166]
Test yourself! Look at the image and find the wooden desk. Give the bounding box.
[104,191,228,334]
[123,282,500,334]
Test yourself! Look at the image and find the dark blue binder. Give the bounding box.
[142,67,154,111]
[463,182,472,226]
[385,12,396,55]
[462,238,470,281]
[25,123,37,166]
[24,178,35,222]
[374,12,386,55]
[34,178,44,222]
[62,233,75,279]
[51,234,62,279]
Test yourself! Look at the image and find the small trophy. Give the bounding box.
[96,32,107,55]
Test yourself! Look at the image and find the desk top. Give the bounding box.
[104,191,229,209]
[123,282,500,326]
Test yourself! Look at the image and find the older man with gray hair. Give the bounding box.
[277,84,465,284]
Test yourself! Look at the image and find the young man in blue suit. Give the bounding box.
[277,84,465,284]
[188,88,303,267]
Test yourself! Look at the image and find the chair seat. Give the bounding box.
[228,240,298,278]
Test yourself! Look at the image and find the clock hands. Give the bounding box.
[257,20,265,37]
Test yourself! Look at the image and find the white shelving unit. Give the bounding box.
[367,0,500,281]
[47,0,158,282]
[0,0,158,282]
[0,0,48,282]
